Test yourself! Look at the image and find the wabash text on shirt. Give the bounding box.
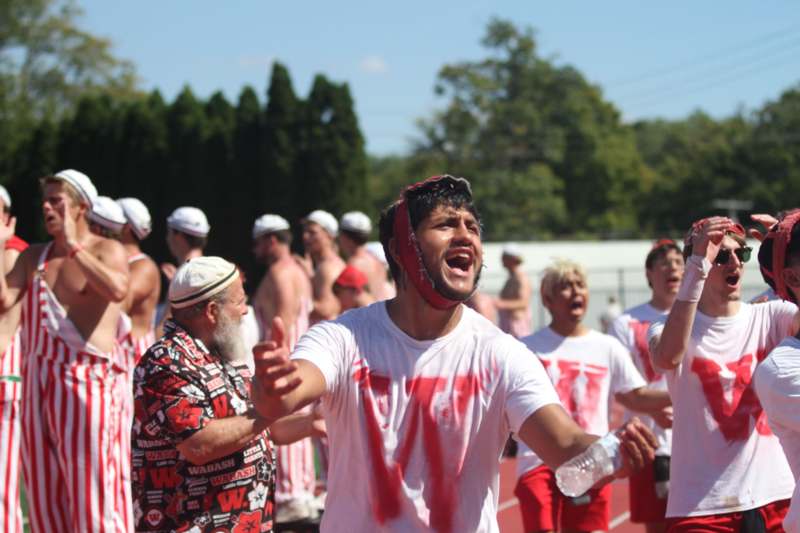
[132,320,276,533]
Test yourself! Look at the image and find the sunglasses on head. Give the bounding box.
[713,246,752,266]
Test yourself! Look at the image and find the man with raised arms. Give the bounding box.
[609,239,684,533]
[650,217,798,532]
[0,184,27,533]
[117,197,160,362]
[302,210,345,322]
[250,175,657,533]
[0,170,131,532]
[251,214,318,522]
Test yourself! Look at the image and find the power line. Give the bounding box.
[607,24,800,88]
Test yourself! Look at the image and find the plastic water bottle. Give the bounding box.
[555,433,623,497]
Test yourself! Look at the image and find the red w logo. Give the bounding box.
[352,369,483,533]
[217,486,248,513]
[691,354,771,441]
[148,467,183,489]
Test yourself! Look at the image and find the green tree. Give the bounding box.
[413,18,647,239]
[299,75,368,218]
[0,0,137,176]
[263,62,300,220]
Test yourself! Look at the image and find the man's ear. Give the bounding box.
[204,300,219,325]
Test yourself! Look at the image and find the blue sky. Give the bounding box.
[80,1,800,155]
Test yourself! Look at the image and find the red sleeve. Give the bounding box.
[4,236,28,253]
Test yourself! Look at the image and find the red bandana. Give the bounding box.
[684,218,745,250]
[392,175,473,310]
[761,210,800,302]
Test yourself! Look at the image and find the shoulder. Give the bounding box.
[131,255,159,276]
[90,235,127,260]
[318,257,345,278]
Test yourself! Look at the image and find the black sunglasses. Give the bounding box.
[713,246,752,266]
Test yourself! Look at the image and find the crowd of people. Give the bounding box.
[0,169,798,533]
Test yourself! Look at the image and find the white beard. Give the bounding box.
[211,311,248,364]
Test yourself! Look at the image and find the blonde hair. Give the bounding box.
[540,258,587,299]
[39,176,83,206]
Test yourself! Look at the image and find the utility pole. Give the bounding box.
[712,199,754,224]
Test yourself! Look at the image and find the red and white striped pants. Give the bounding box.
[0,397,22,533]
[0,335,22,533]
[21,353,132,532]
[276,437,316,504]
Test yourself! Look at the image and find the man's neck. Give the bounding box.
[549,319,588,338]
[122,241,142,258]
[386,285,463,341]
[312,245,337,265]
[178,248,203,264]
[649,291,676,312]
[697,292,741,318]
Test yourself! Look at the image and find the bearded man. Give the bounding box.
[131,257,323,533]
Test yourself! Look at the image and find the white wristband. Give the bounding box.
[677,255,711,302]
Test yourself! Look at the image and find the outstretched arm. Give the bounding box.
[251,317,327,423]
[518,405,657,474]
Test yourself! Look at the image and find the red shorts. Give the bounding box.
[514,464,611,532]
[629,456,668,523]
[667,499,790,533]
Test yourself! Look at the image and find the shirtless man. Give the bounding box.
[495,243,533,338]
[338,211,393,300]
[117,197,160,361]
[251,214,318,521]
[161,206,209,282]
[0,185,27,533]
[0,170,131,532]
[302,210,345,322]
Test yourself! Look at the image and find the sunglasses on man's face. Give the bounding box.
[713,246,752,266]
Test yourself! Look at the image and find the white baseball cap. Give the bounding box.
[89,196,127,233]
[116,197,152,240]
[366,242,388,266]
[502,243,523,260]
[49,169,98,208]
[303,209,338,237]
[169,256,239,309]
[253,214,290,239]
[340,211,372,235]
[167,206,210,237]
[0,185,11,210]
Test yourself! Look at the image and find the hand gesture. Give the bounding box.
[615,417,658,477]
[160,262,177,281]
[62,210,78,246]
[691,217,734,263]
[251,317,302,420]
[0,216,16,243]
[749,213,779,242]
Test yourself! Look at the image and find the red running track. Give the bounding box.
[496,458,643,532]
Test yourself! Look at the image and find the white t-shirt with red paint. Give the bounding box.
[515,327,646,478]
[609,302,672,456]
[291,302,560,533]
[648,301,796,518]
[755,335,800,533]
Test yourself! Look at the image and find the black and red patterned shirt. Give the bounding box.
[132,320,276,533]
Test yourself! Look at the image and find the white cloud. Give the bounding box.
[360,55,388,74]
[237,55,275,70]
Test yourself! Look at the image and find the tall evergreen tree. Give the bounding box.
[263,63,300,221]
[165,87,208,211]
[203,91,235,258]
